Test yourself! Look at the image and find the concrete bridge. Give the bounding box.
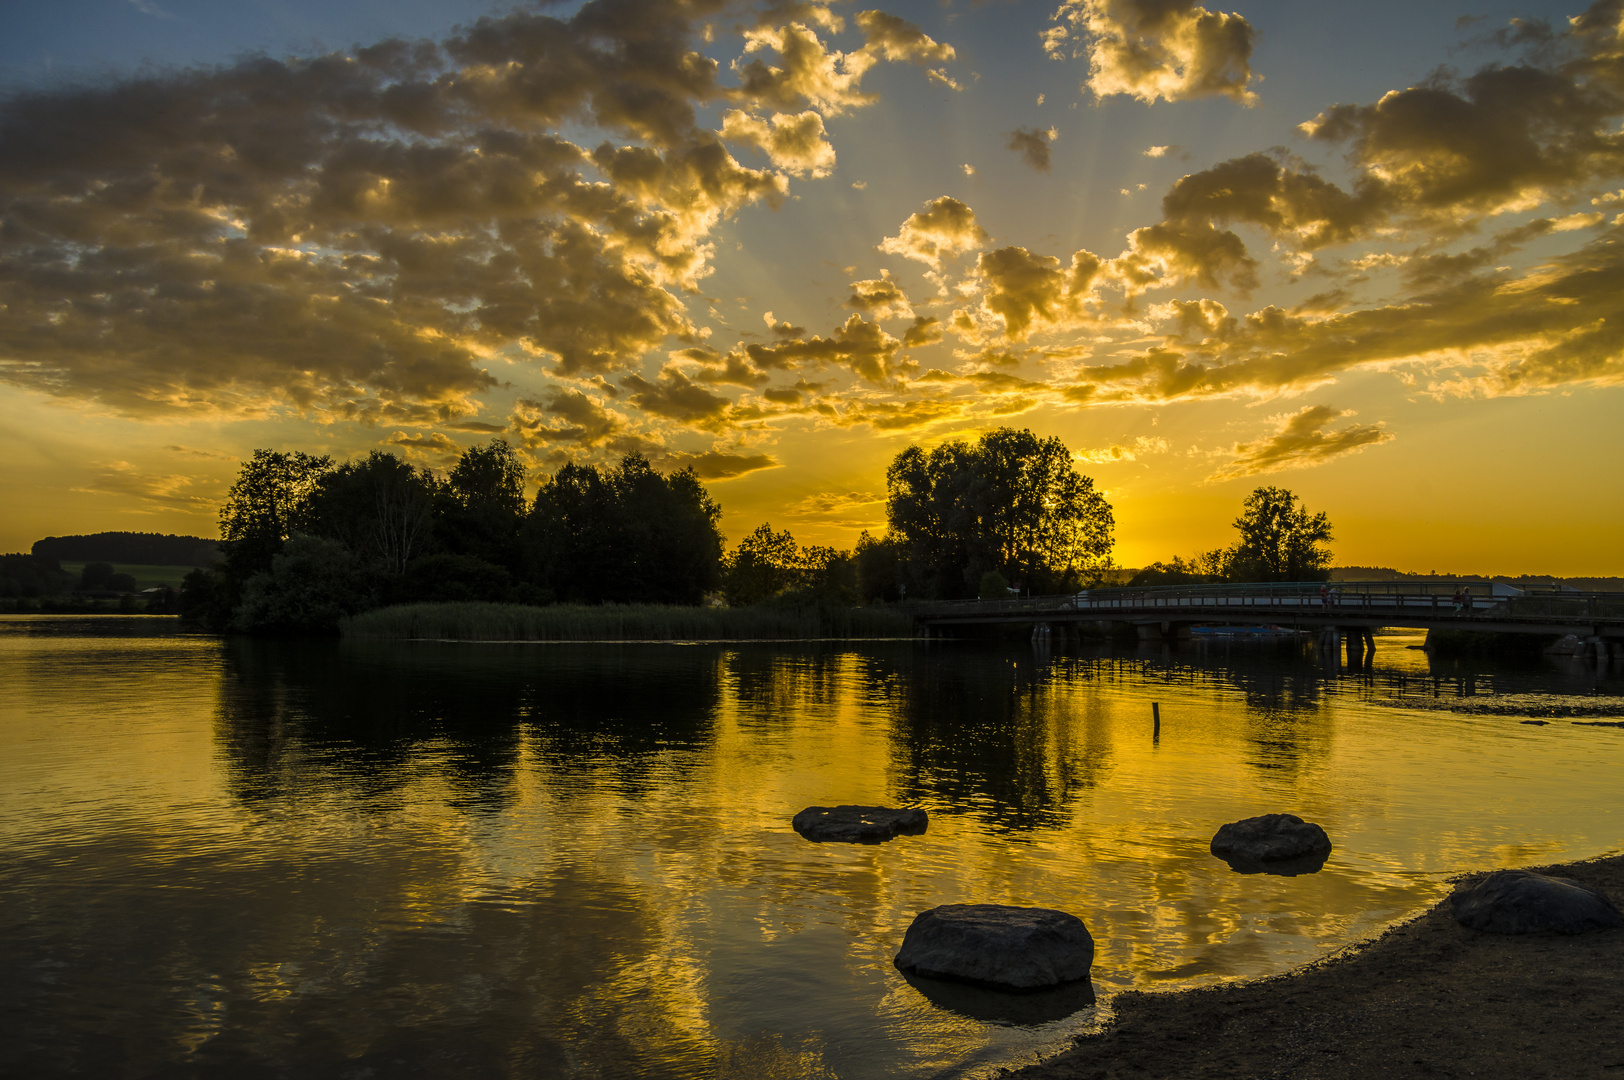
[906,580,1624,660]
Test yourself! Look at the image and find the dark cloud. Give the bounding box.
[511,389,625,447]
[1006,126,1056,171]
[621,367,734,426]
[384,431,462,458]
[659,449,780,479]
[738,313,906,383]
[1211,404,1393,479]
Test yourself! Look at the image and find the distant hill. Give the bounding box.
[32,532,219,567]
[1332,566,1624,591]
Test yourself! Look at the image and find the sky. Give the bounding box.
[2,0,1622,574]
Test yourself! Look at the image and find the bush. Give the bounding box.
[232,535,374,635]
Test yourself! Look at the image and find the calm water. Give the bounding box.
[3,616,1623,1079]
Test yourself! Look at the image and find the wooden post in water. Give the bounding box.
[1152,702,1161,743]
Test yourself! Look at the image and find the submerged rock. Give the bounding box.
[893,904,1094,991]
[792,805,928,843]
[1210,813,1332,874]
[1450,869,1624,934]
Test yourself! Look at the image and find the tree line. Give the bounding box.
[172,427,1334,633]
[32,531,218,567]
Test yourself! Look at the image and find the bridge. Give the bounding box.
[906,580,1624,659]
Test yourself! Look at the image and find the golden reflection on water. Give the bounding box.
[3,616,1624,1079]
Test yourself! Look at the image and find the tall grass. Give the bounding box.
[340,601,915,641]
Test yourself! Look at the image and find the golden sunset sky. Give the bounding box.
[2,0,1621,573]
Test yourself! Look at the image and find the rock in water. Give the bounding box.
[893,904,1094,990]
[792,805,928,843]
[1210,813,1332,871]
[1450,869,1624,934]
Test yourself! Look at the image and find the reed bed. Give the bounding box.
[340,601,915,641]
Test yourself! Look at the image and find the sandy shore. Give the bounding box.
[1006,852,1624,1080]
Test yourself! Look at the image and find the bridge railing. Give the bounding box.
[905,580,1624,624]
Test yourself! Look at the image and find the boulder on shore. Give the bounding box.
[893,904,1094,991]
[1210,813,1332,873]
[792,805,928,843]
[1450,869,1624,934]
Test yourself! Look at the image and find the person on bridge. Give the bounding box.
[1463,586,1473,614]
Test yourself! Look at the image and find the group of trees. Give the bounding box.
[883,428,1117,599]
[178,425,1336,635]
[189,440,725,633]
[0,553,74,599]
[1129,487,1334,586]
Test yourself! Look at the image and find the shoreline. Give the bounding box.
[1006,851,1624,1079]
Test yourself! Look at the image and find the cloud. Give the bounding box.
[901,315,943,346]
[878,196,989,270]
[1007,126,1057,171]
[1075,435,1170,464]
[855,10,956,64]
[165,444,235,460]
[736,313,907,383]
[620,367,734,427]
[819,396,963,430]
[385,431,462,458]
[70,461,218,508]
[974,246,1079,338]
[1210,405,1393,479]
[660,449,780,479]
[721,109,837,176]
[510,390,627,447]
[783,488,886,526]
[1046,0,1258,105]
[1144,144,1174,157]
[844,272,914,319]
[0,1,947,423]
[735,21,879,114]
[1115,220,1259,294]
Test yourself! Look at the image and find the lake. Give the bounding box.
[3,615,1622,1078]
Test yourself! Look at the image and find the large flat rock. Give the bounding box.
[893,903,1094,991]
[792,804,928,843]
[1450,869,1624,934]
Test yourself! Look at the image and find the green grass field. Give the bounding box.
[59,563,199,590]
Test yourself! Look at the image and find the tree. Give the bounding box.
[218,449,334,585]
[723,524,800,606]
[440,438,527,570]
[853,531,905,602]
[1227,486,1333,582]
[528,454,724,605]
[309,451,436,575]
[885,427,1115,599]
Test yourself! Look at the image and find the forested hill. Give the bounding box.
[32,532,218,566]
[1332,566,1624,591]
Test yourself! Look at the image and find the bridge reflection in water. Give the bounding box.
[907,580,1624,667]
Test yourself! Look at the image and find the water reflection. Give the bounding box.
[3,618,1624,1080]
[215,639,723,811]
